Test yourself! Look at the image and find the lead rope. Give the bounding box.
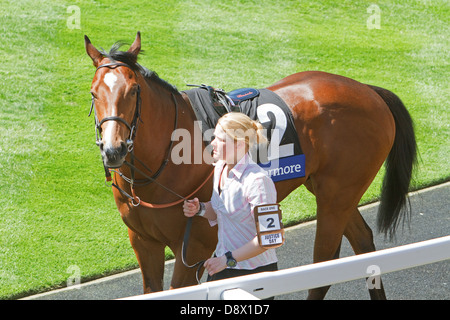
[181,217,207,284]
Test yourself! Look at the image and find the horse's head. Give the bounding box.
[85,32,142,168]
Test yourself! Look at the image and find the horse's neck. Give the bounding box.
[132,80,208,180]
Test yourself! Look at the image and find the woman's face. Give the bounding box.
[211,125,228,163]
[211,125,246,164]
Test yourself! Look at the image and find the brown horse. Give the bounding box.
[85,32,417,300]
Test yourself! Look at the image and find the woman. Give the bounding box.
[183,112,279,282]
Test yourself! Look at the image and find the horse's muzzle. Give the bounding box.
[99,141,128,168]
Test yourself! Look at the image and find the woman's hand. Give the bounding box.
[183,198,200,217]
[204,255,227,276]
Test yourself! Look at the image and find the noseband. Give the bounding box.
[89,62,141,152]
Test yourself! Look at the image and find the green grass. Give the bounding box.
[0,0,448,299]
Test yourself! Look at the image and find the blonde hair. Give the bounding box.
[217,112,267,150]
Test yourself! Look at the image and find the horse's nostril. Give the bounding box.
[120,142,128,156]
[98,141,104,151]
[104,146,116,159]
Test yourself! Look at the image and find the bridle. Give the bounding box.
[89,62,141,152]
[89,62,213,209]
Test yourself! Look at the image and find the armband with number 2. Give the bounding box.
[254,203,285,249]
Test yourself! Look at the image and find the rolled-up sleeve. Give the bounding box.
[245,173,277,214]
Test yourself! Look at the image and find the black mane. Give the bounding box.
[100,42,178,94]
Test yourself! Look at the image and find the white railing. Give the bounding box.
[120,235,450,300]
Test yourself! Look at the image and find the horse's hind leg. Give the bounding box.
[307,237,343,299]
[305,178,356,299]
[304,178,343,300]
[344,209,387,299]
[306,209,351,299]
[305,171,384,300]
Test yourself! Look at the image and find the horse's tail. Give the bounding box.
[368,85,418,239]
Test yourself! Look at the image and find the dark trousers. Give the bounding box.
[206,262,278,299]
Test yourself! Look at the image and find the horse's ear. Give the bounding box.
[128,31,141,57]
[85,35,103,66]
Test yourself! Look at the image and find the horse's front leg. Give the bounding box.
[170,217,217,289]
[128,228,165,293]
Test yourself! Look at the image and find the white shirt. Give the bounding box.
[209,153,278,270]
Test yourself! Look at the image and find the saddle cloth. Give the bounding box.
[182,86,305,182]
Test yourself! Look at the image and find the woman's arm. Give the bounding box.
[232,236,266,262]
[183,198,217,221]
[203,236,266,276]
